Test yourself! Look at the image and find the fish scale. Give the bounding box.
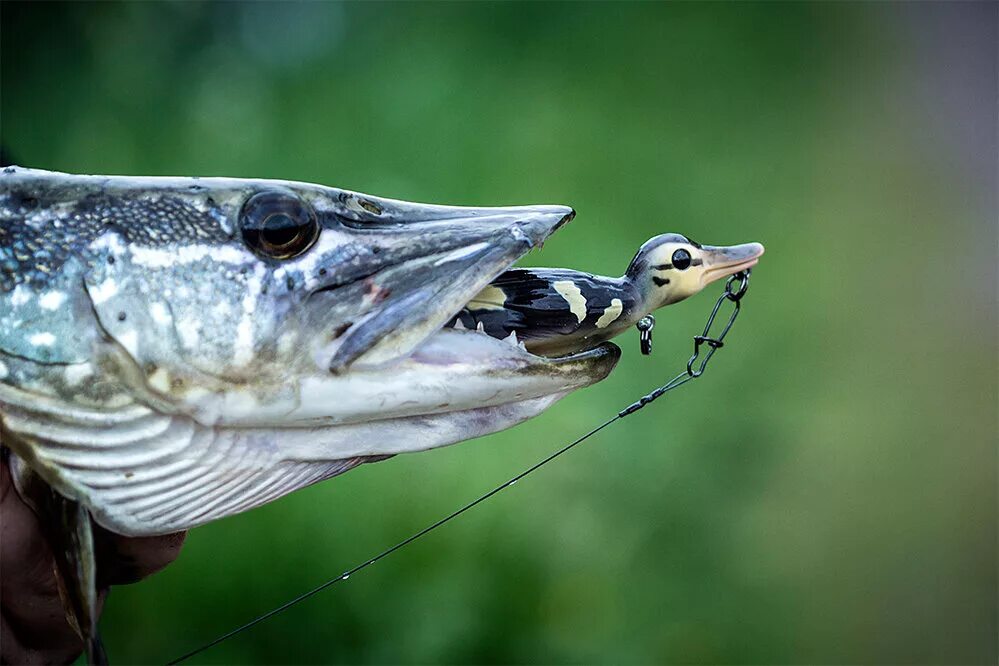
[1,189,228,292]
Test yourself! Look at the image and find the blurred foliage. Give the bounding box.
[2,2,996,664]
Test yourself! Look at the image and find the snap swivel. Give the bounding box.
[636,315,655,355]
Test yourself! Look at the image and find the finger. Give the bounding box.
[95,525,187,586]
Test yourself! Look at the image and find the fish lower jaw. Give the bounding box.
[185,327,619,430]
[412,319,620,368]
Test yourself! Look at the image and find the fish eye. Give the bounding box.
[671,248,692,270]
[240,191,319,260]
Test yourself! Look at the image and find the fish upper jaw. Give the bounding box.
[298,203,575,372]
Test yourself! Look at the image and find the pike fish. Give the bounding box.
[0,166,763,662]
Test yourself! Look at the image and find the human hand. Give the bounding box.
[1,455,186,664]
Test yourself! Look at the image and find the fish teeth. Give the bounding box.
[452,319,524,350]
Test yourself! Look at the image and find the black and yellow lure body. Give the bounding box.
[454,233,764,356]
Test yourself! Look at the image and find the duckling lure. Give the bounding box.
[0,167,763,663]
[457,234,764,356]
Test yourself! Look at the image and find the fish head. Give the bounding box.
[1,169,618,535]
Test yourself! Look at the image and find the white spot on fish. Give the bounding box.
[117,329,139,357]
[278,332,296,356]
[39,291,67,310]
[177,319,201,349]
[63,363,93,387]
[10,285,31,306]
[150,302,172,326]
[89,279,119,304]
[148,368,171,393]
[0,360,7,380]
[553,280,587,324]
[183,386,213,405]
[130,244,251,268]
[595,298,623,328]
[91,232,126,254]
[221,390,260,418]
[29,332,56,347]
[233,270,263,367]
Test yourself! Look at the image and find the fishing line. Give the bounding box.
[167,271,752,665]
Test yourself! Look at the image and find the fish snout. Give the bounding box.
[307,201,575,371]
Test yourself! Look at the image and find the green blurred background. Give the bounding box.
[2,2,996,664]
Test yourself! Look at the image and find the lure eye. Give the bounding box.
[239,191,319,260]
[671,248,692,270]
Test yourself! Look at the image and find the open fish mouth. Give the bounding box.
[300,201,591,367]
[249,196,626,430]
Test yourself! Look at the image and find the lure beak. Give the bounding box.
[698,242,765,286]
